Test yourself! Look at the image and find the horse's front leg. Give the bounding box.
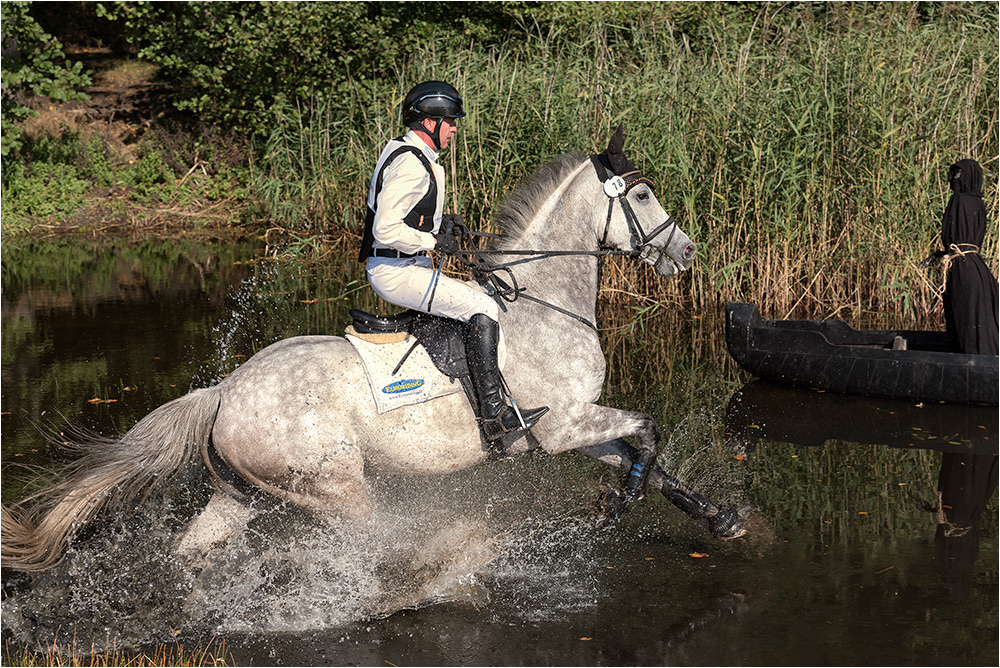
[577,439,747,539]
[532,402,660,506]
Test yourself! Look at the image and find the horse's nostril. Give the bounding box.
[685,244,697,259]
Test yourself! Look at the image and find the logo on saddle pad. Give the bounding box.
[344,331,462,414]
[381,378,425,395]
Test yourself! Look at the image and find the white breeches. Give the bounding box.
[366,256,501,323]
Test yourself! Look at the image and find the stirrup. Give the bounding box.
[481,405,548,442]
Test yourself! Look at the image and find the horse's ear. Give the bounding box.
[605,125,633,175]
[607,125,625,155]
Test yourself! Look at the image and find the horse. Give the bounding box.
[1,128,745,573]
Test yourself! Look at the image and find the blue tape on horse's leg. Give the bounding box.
[622,447,655,504]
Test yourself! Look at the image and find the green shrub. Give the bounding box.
[96,2,420,138]
[1,160,89,222]
[81,134,115,188]
[119,148,170,198]
[0,1,91,156]
[93,1,561,138]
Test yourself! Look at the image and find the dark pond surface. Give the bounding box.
[1,235,997,666]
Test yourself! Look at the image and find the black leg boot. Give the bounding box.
[466,314,548,443]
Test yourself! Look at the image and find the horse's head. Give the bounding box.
[590,126,696,276]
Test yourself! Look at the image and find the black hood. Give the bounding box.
[942,158,987,248]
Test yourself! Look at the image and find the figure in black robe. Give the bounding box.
[938,159,999,355]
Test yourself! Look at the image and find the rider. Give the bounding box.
[358,81,548,444]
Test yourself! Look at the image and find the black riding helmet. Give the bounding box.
[402,81,465,150]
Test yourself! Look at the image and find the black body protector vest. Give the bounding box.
[358,141,438,262]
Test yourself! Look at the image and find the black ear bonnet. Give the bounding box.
[589,125,655,196]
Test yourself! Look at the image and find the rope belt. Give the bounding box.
[938,243,981,294]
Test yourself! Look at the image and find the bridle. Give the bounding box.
[590,153,683,272]
[437,154,689,329]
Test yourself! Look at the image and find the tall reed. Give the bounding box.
[251,3,997,320]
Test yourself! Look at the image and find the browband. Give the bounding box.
[589,153,655,196]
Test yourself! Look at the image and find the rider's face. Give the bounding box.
[420,117,457,150]
[438,118,457,149]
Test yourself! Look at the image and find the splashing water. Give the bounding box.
[2,250,757,655]
[1,455,614,651]
[190,261,293,388]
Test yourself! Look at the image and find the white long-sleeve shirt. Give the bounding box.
[367,131,446,255]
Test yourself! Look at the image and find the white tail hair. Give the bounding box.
[1,387,221,571]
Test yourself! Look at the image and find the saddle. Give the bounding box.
[349,309,468,378]
[348,309,535,458]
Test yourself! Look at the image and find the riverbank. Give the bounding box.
[1,45,249,238]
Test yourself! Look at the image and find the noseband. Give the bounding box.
[590,154,680,259]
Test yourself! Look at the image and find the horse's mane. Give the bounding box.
[491,152,586,248]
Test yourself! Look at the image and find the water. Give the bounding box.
[2,234,997,666]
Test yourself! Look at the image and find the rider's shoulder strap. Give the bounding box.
[373,142,435,201]
[358,141,438,262]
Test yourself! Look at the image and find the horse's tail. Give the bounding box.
[1,387,221,572]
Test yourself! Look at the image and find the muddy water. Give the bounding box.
[1,236,997,666]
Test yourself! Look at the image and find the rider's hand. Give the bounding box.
[434,231,459,254]
[441,213,468,237]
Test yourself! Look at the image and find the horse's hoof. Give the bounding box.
[707,508,747,539]
[591,488,630,528]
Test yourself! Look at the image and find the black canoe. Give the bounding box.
[725,303,999,406]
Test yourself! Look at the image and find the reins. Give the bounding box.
[438,229,631,331]
[431,153,678,331]
[436,154,676,330]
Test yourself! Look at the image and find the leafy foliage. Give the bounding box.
[0,123,249,232]
[0,1,91,155]
[94,1,526,138]
[1,158,90,218]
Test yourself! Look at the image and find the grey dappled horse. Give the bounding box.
[2,130,743,572]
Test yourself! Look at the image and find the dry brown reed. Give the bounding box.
[3,637,232,667]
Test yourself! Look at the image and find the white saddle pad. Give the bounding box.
[345,328,463,414]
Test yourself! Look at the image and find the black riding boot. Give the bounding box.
[466,314,548,443]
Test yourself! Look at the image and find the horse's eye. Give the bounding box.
[636,190,650,201]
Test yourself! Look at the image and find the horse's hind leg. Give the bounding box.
[276,440,373,522]
[174,492,257,567]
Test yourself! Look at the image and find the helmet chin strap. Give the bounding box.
[428,118,443,151]
[415,118,444,151]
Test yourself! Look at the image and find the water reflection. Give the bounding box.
[2,235,997,665]
[936,452,998,600]
[725,381,997,454]
[725,381,998,600]
[1,234,257,498]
